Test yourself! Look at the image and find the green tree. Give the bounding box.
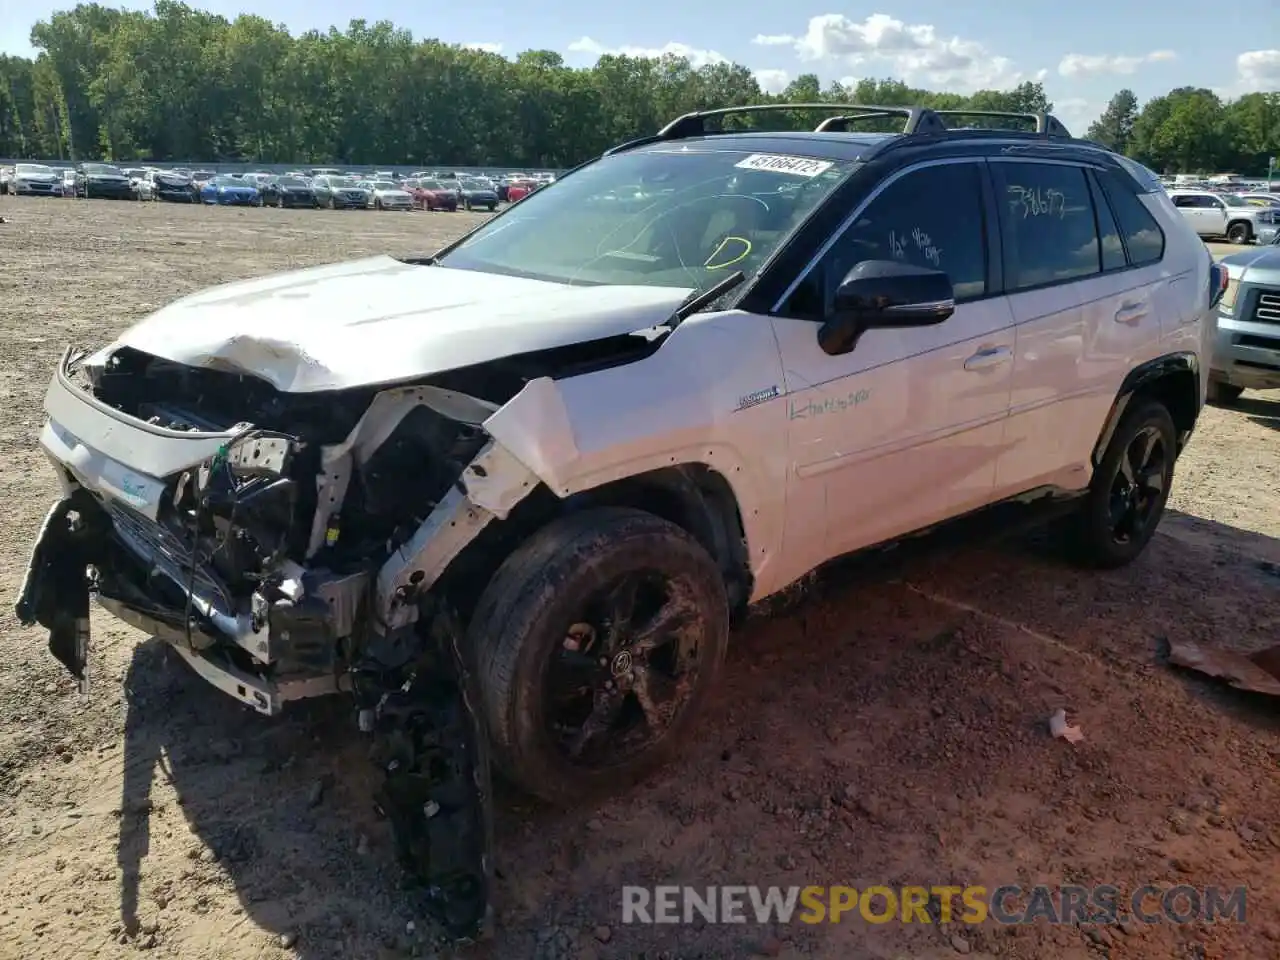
[0,3,1273,171]
[1086,89,1139,153]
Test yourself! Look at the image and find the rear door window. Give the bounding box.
[991,162,1101,291]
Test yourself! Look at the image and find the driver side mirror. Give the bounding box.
[817,259,955,356]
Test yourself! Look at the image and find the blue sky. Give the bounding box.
[3,0,1278,132]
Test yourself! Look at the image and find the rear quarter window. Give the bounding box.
[1096,169,1166,267]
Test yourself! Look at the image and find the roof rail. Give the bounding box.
[929,110,1072,138]
[814,109,948,134]
[602,103,1077,159]
[656,103,939,139]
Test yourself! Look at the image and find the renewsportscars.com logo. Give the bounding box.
[621,884,1248,926]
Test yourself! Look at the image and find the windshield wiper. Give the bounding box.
[400,256,437,266]
[670,270,746,326]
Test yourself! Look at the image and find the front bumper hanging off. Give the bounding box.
[11,345,540,941]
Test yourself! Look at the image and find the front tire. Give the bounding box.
[470,507,729,806]
[1226,221,1252,244]
[1206,380,1244,406]
[1067,399,1177,569]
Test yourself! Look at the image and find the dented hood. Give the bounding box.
[104,255,694,393]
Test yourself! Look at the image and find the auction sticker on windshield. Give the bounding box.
[734,154,834,178]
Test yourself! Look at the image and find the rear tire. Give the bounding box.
[1206,380,1244,406]
[1066,399,1177,570]
[470,507,729,806]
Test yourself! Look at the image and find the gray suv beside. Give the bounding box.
[1211,245,1280,404]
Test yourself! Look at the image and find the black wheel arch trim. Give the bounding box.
[1090,351,1201,468]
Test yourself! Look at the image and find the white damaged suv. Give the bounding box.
[15,105,1220,937]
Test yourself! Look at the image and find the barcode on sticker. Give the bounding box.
[734,154,834,178]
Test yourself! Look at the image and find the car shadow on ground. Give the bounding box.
[1239,392,1280,431]
[112,508,1280,960]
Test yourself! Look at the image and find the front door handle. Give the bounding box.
[963,346,1012,371]
[1115,302,1148,325]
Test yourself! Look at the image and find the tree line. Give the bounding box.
[0,1,1276,174]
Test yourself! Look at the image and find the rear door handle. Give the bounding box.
[1115,302,1148,325]
[963,346,1012,371]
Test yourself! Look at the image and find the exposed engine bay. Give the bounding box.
[13,339,664,941]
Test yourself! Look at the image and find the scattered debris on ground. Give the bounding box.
[1168,638,1280,696]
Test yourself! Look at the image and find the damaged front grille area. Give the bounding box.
[20,344,530,943]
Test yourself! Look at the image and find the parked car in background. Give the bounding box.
[1211,244,1280,404]
[60,168,77,197]
[456,176,498,211]
[506,178,539,202]
[10,162,62,196]
[311,175,370,209]
[404,178,459,211]
[199,174,262,206]
[76,162,136,200]
[360,179,413,211]
[0,165,10,194]
[1239,193,1280,210]
[1168,189,1278,244]
[148,169,197,203]
[261,175,317,208]
[190,170,217,192]
[123,168,154,201]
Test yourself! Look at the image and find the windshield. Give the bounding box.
[84,163,124,176]
[437,148,850,288]
[422,180,447,190]
[213,176,242,186]
[15,163,53,175]
[372,180,398,190]
[460,178,490,189]
[333,177,362,187]
[277,177,306,186]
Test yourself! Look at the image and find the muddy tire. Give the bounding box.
[1067,399,1177,570]
[470,507,729,806]
[1206,379,1244,406]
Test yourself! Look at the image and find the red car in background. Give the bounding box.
[405,178,459,211]
[506,179,539,202]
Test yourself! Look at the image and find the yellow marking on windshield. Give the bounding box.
[705,236,752,270]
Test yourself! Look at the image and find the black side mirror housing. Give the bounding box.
[817,259,956,356]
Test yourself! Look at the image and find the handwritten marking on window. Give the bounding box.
[788,388,872,420]
[888,228,942,267]
[1007,185,1067,219]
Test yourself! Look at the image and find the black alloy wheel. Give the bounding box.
[1067,399,1176,569]
[1107,424,1168,546]
[544,570,703,768]
[470,507,730,806]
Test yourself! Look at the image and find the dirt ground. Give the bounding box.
[1,197,1278,960]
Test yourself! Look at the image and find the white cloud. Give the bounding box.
[1236,49,1280,91]
[1057,50,1176,78]
[1053,97,1100,135]
[566,36,729,69]
[461,41,504,54]
[754,68,791,94]
[749,13,1038,92]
